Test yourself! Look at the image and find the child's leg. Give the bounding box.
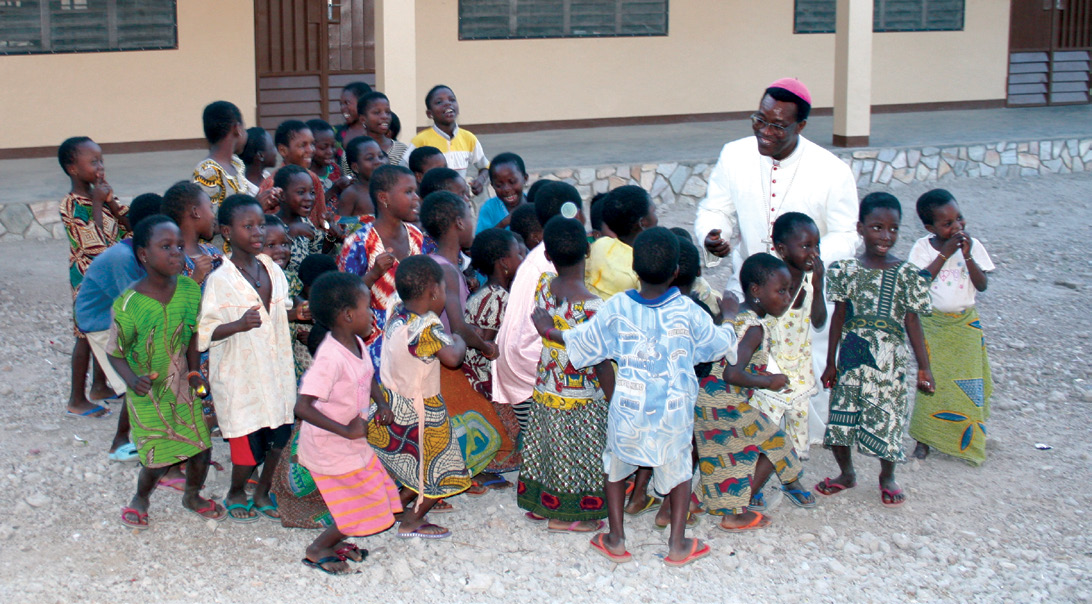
[181,449,223,518]
[123,464,171,526]
[816,445,857,495]
[305,525,352,574]
[664,479,706,562]
[226,462,257,519]
[88,358,113,400]
[252,446,283,518]
[624,467,655,513]
[67,339,105,415]
[108,402,131,454]
[600,476,628,554]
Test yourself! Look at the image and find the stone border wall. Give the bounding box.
[3,136,1091,241]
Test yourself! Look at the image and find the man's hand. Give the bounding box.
[703,229,731,258]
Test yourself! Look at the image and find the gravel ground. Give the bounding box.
[0,172,1090,604]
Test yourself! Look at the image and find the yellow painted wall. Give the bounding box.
[412,0,1009,126]
[0,0,256,150]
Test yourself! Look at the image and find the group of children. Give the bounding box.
[58,81,994,573]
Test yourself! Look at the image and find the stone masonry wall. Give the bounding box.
[3,136,1091,241]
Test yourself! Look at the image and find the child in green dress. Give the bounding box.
[817,193,934,508]
[109,216,221,529]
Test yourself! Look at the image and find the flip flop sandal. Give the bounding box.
[479,476,512,490]
[466,481,490,497]
[881,487,906,508]
[624,496,662,517]
[524,511,547,522]
[716,512,770,532]
[108,443,139,463]
[814,477,854,496]
[749,491,767,512]
[663,539,712,568]
[120,506,150,530]
[335,543,368,562]
[254,493,279,520]
[589,533,632,563]
[66,404,111,419]
[222,499,260,523]
[156,477,186,492]
[781,486,817,509]
[654,512,700,530]
[429,499,455,514]
[187,498,226,522]
[547,519,605,533]
[302,556,354,575]
[396,523,451,539]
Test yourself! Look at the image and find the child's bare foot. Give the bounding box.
[717,510,770,531]
[912,442,929,459]
[223,493,257,521]
[333,541,366,562]
[815,472,856,496]
[304,544,352,574]
[183,495,226,521]
[67,396,109,417]
[253,492,280,519]
[121,494,151,529]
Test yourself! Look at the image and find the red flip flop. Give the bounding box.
[814,477,854,496]
[589,533,632,563]
[120,506,150,530]
[157,477,186,492]
[664,539,711,567]
[881,487,906,508]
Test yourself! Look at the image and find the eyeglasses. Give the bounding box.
[750,114,795,137]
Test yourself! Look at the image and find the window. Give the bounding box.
[794,0,964,34]
[459,0,668,40]
[0,0,177,55]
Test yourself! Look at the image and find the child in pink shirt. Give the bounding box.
[294,272,400,575]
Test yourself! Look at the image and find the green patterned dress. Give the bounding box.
[107,277,211,467]
[824,260,931,462]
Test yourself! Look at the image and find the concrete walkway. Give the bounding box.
[4,104,1091,207]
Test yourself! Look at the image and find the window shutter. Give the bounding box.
[459,0,667,40]
[794,0,837,34]
[0,0,175,55]
[115,0,176,50]
[795,0,963,34]
[0,1,45,53]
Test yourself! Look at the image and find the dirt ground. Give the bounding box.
[0,172,1090,604]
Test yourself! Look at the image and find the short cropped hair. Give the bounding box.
[419,167,462,199]
[369,165,414,211]
[589,193,609,232]
[162,181,206,224]
[240,127,269,164]
[534,181,582,226]
[420,190,468,241]
[129,193,165,232]
[488,152,527,179]
[218,194,262,227]
[916,189,957,226]
[470,228,517,277]
[306,118,334,136]
[632,227,679,285]
[202,101,243,144]
[342,81,373,100]
[310,272,367,329]
[274,119,310,149]
[669,226,694,244]
[859,192,902,222]
[764,87,811,122]
[673,235,701,290]
[542,217,588,269]
[57,136,92,171]
[395,255,444,302]
[772,212,818,244]
[603,185,651,238]
[425,84,453,107]
[408,146,444,175]
[740,252,789,294]
[357,91,389,116]
[264,213,287,230]
[299,254,339,290]
[345,135,379,167]
[273,164,310,190]
[132,214,176,254]
[509,204,542,246]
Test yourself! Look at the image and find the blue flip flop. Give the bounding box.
[780,485,817,509]
[254,493,279,521]
[749,491,767,512]
[222,499,259,523]
[108,443,139,462]
[66,404,111,418]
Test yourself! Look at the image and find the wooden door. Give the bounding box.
[254,0,376,129]
[1007,0,1091,106]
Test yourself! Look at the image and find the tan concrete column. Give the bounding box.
[375,0,418,136]
[832,0,872,147]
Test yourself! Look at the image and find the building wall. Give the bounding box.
[413,0,1009,127]
[0,0,256,151]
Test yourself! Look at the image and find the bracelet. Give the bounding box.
[186,371,203,380]
[964,256,974,263]
[937,252,948,260]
